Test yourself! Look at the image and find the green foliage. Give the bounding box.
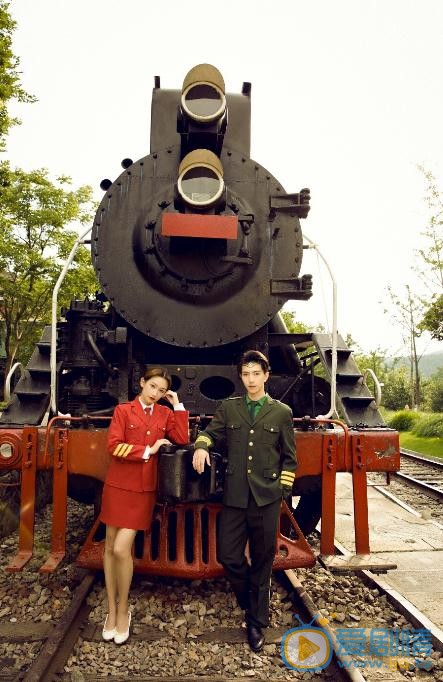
[378,406,395,422]
[421,367,443,412]
[0,163,98,396]
[387,409,422,432]
[0,1,36,148]
[419,294,443,340]
[381,366,411,411]
[353,346,388,380]
[280,311,325,334]
[416,167,443,340]
[411,413,443,438]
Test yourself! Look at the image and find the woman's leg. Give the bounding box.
[113,527,137,633]
[104,525,118,629]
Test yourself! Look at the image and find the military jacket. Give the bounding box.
[194,396,297,508]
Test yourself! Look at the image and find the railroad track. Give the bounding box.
[394,449,443,501]
[0,568,365,682]
[1,475,441,681]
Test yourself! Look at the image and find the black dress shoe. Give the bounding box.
[247,625,265,652]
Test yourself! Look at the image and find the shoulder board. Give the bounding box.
[272,398,291,410]
[227,396,242,400]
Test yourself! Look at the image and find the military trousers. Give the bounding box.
[217,492,281,628]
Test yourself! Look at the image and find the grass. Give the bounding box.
[399,432,443,459]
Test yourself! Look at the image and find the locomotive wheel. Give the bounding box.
[291,475,322,536]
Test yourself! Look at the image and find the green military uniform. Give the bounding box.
[194,394,297,627]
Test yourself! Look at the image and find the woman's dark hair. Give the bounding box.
[141,367,172,390]
[237,350,270,376]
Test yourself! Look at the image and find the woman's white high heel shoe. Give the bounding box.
[102,614,116,641]
[114,611,131,645]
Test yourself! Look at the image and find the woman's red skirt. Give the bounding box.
[100,484,156,531]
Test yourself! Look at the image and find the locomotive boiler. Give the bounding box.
[0,64,400,576]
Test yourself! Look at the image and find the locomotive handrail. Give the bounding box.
[43,414,111,468]
[303,233,338,420]
[42,413,202,467]
[293,416,349,454]
[362,368,382,408]
[4,362,25,402]
[50,225,92,414]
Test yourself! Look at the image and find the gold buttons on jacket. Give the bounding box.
[250,429,254,434]
[272,472,277,477]
[147,431,150,435]
[247,469,252,474]
[248,455,252,460]
[249,441,253,446]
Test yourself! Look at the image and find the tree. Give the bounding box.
[0,163,98,399]
[381,366,411,411]
[384,284,423,409]
[280,310,325,334]
[422,367,443,413]
[416,167,443,340]
[420,295,443,341]
[353,345,388,385]
[0,1,36,149]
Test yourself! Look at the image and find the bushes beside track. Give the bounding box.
[387,409,422,431]
[387,409,443,458]
[388,410,443,437]
[411,413,443,438]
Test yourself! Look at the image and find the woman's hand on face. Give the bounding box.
[150,438,171,454]
[164,390,179,407]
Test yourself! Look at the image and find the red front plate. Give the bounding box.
[161,213,238,239]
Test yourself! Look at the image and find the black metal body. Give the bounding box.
[55,82,314,418]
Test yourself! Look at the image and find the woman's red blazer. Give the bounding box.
[105,399,189,492]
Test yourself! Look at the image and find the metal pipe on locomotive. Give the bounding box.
[0,64,400,576]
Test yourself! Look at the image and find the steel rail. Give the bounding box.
[393,471,443,500]
[22,570,96,682]
[282,569,365,681]
[394,448,443,500]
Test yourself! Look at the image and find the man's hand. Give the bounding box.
[193,448,211,474]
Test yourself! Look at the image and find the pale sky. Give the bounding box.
[6,0,443,356]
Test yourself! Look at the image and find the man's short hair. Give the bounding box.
[237,350,270,375]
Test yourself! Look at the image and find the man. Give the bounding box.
[192,350,297,651]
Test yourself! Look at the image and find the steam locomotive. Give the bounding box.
[0,64,399,576]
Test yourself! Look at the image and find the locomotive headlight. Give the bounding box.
[181,64,226,123]
[177,149,224,207]
[0,442,13,460]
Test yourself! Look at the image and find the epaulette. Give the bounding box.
[270,397,291,411]
[227,396,242,400]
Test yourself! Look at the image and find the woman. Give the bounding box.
[100,367,189,644]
